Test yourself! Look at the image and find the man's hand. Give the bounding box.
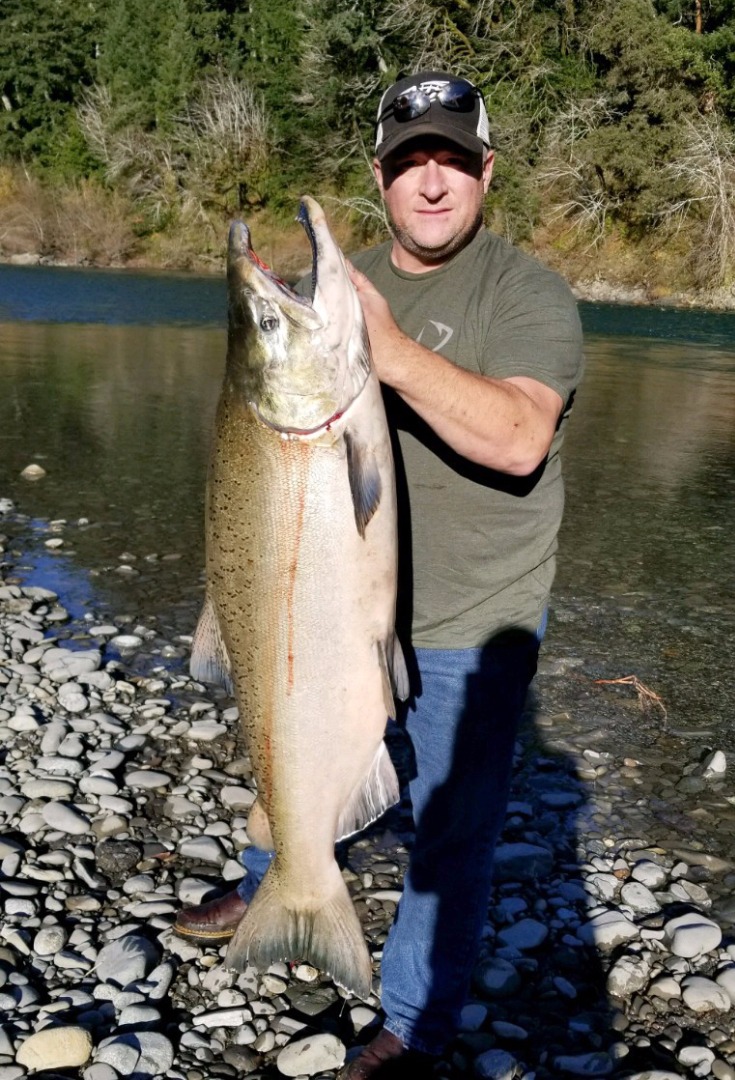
[348,262,406,385]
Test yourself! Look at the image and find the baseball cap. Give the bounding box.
[374,70,491,161]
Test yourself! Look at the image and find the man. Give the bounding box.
[176,70,583,1078]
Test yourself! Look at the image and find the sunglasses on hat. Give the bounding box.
[376,79,482,128]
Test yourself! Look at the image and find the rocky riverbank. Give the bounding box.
[1,498,735,1080]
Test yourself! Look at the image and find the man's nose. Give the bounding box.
[419,159,447,199]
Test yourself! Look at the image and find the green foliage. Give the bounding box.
[556,0,723,226]
[97,0,200,130]
[0,0,101,165]
[0,0,733,285]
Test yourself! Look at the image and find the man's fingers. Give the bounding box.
[347,260,371,291]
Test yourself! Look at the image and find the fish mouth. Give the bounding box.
[227,197,323,310]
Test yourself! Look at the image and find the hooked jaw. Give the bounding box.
[226,200,371,437]
[227,221,319,329]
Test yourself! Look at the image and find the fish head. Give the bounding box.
[226,197,371,435]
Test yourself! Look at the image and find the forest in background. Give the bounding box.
[1,0,734,298]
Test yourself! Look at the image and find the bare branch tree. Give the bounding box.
[536,95,620,247]
[661,113,735,286]
[179,74,276,215]
[78,75,276,226]
[77,84,183,221]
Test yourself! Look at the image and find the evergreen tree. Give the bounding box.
[0,0,101,165]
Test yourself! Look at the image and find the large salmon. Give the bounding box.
[191,197,408,1000]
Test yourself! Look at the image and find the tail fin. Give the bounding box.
[224,863,372,1000]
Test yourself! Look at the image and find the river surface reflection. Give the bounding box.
[0,263,733,753]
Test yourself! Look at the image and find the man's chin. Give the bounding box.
[389,214,483,265]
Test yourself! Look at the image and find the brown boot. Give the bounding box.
[173,888,247,945]
[337,1028,436,1079]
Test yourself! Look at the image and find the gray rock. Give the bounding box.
[178,835,227,864]
[497,918,548,951]
[553,1054,614,1076]
[95,1032,174,1076]
[681,975,731,1013]
[474,957,521,998]
[41,647,101,683]
[493,843,553,882]
[631,861,669,890]
[124,769,172,789]
[41,801,90,835]
[624,1074,687,1079]
[620,881,660,914]
[578,910,640,951]
[83,1065,119,1080]
[665,913,722,958]
[33,925,68,956]
[95,934,161,988]
[474,1048,518,1079]
[95,840,142,878]
[606,954,652,999]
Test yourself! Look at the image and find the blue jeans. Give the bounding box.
[238,628,541,1054]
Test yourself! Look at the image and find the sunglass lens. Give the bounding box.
[392,89,430,122]
[440,82,479,112]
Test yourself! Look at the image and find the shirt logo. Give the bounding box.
[416,320,454,353]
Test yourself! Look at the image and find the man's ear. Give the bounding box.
[373,157,385,196]
[483,150,495,193]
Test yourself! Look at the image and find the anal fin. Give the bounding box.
[336,741,400,842]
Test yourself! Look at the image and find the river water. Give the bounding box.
[0,261,734,835]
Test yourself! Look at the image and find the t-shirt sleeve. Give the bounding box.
[481,265,584,403]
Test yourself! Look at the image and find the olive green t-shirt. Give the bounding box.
[351,228,584,649]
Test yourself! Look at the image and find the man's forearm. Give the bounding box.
[370,322,561,476]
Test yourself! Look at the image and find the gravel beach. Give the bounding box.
[1,498,735,1080]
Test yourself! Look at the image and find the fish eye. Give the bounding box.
[260,315,279,333]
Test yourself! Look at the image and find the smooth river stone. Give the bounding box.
[41,801,90,835]
[665,912,722,958]
[276,1033,346,1076]
[95,934,161,987]
[124,770,172,789]
[16,1026,93,1069]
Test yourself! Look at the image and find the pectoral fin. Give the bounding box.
[344,430,382,539]
[190,595,234,695]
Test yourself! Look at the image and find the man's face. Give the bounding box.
[373,137,494,272]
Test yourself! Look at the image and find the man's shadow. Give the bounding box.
[341,635,691,1078]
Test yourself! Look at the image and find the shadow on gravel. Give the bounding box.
[341,655,689,1080]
